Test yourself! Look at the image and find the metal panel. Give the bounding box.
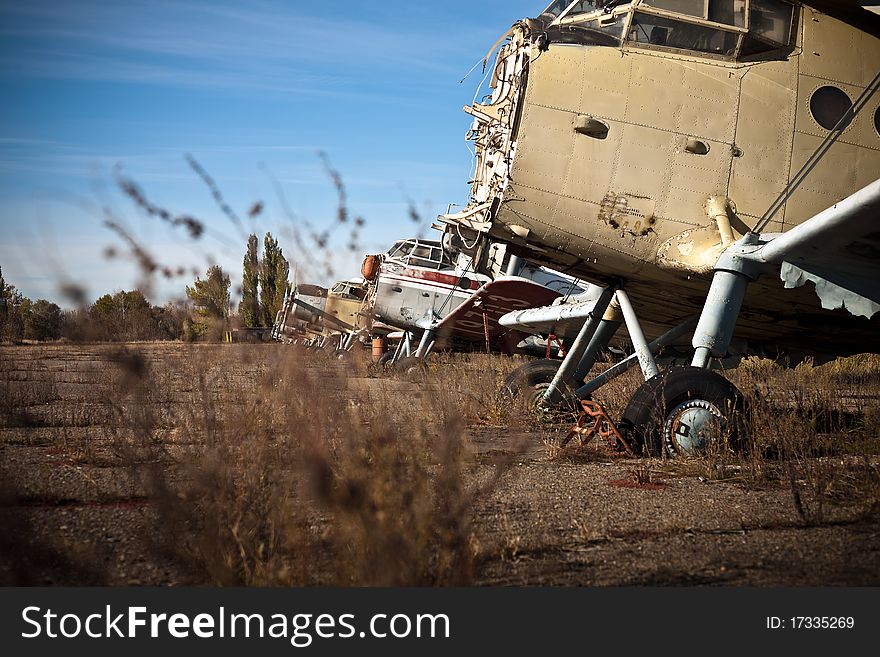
[728,58,798,227]
[572,47,634,121]
[624,53,738,143]
[784,133,879,224]
[800,6,880,87]
[525,44,589,114]
[514,103,584,197]
[665,134,735,225]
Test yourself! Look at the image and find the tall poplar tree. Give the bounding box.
[241,233,260,327]
[260,232,289,327]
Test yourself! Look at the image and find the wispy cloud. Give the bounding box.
[0,1,538,303]
[0,0,500,96]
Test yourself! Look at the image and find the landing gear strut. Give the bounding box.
[505,265,753,456]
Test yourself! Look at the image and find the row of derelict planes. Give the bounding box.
[274,0,880,457]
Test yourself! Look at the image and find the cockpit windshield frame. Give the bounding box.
[537,0,797,62]
[330,281,367,300]
[538,0,576,21]
[385,238,454,271]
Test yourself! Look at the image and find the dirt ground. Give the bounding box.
[1,343,878,586]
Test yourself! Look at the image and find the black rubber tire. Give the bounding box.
[376,352,394,370]
[502,359,581,414]
[621,367,747,456]
[394,356,426,377]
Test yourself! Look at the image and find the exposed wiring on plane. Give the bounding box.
[465,133,477,177]
[465,61,494,183]
[459,56,487,85]
[456,221,482,251]
[752,68,880,234]
[471,60,494,108]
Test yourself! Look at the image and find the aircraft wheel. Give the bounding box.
[333,349,352,362]
[376,352,394,370]
[394,356,426,377]
[621,367,747,457]
[502,359,581,414]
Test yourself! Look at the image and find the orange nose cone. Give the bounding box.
[361,254,380,281]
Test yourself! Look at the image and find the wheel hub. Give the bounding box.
[663,399,724,455]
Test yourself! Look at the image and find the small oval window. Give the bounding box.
[809,86,854,131]
[874,106,880,137]
[458,277,472,290]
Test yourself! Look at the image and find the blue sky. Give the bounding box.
[0,0,537,305]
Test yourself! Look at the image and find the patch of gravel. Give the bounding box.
[472,455,880,585]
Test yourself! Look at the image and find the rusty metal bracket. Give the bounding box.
[544,333,566,359]
[561,399,633,454]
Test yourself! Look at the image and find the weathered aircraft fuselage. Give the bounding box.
[366,238,492,333]
[443,0,880,355]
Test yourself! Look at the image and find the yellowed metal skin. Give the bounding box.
[301,281,370,341]
[449,1,880,355]
[321,295,364,335]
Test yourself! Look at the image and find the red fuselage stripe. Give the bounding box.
[378,274,474,297]
[380,264,482,291]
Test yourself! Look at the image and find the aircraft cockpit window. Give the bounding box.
[388,239,449,268]
[628,12,738,56]
[429,246,454,269]
[578,12,629,40]
[735,0,794,58]
[641,0,705,19]
[402,244,437,269]
[438,247,455,268]
[387,240,410,260]
[410,245,432,260]
[640,0,745,26]
[748,0,793,46]
[541,1,626,24]
[708,0,746,27]
[557,1,602,20]
[539,0,572,21]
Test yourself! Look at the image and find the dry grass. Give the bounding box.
[2,344,879,585]
[427,350,880,527]
[514,351,880,523]
[651,355,880,522]
[86,344,514,586]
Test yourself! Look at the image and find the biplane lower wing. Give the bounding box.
[496,285,610,340]
[433,276,562,352]
[723,178,880,319]
[292,298,355,332]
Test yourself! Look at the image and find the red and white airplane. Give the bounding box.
[359,236,592,369]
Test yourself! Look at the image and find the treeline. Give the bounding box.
[0,269,188,343]
[66,291,188,342]
[0,230,289,344]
